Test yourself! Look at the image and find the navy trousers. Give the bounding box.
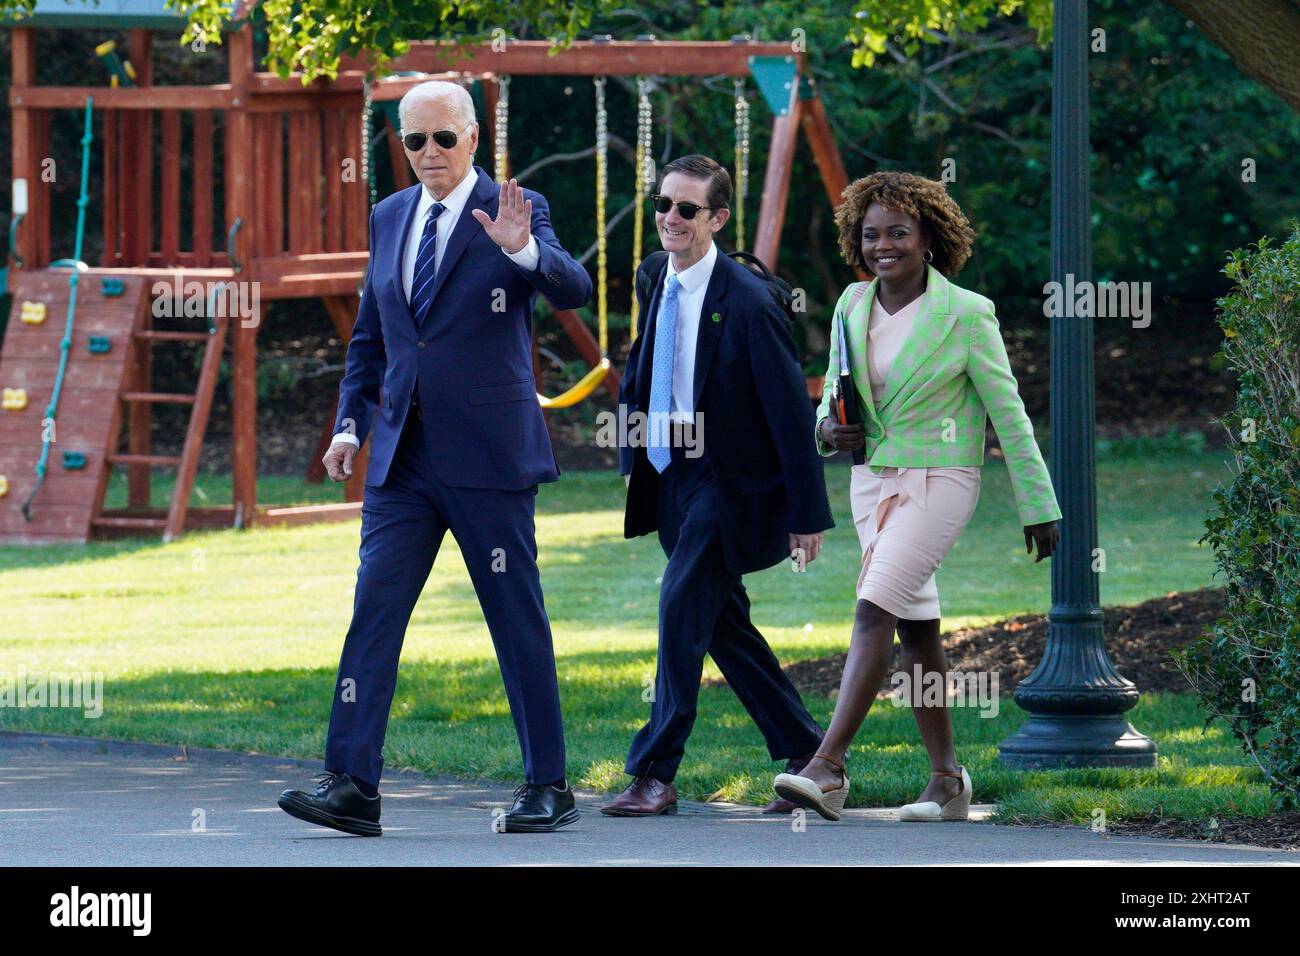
[324,411,566,787]
[624,443,824,781]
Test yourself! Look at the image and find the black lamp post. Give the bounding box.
[998,0,1157,768]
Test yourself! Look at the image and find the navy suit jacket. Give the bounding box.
[334,165,592,490]
[618,251,834,575]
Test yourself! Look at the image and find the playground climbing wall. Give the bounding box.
[0,270,153,543]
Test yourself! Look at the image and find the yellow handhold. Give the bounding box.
[20,300,47,325]
[0,475,7,497]
[2,387,28,410]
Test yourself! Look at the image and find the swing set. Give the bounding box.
[361,40,855,409]
[1,4,855,543]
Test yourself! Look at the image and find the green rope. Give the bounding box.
[22,97,94,521]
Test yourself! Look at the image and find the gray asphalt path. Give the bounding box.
[1,731,1293,866]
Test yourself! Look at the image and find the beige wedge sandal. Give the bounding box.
[898,766,972,821]
[772,752,851,822]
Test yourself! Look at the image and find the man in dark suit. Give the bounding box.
[602,154,834,816]
[278,81,591,835]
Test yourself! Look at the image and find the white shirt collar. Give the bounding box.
[665,241,717,293]
[415,165,478,222]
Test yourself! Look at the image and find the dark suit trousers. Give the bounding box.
[624,443,824,781]
[324,411,566,787]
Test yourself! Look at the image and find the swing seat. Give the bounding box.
[536,358,611,409]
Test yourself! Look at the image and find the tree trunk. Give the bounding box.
[1168,0,1300,112]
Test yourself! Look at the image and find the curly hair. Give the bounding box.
[835,171,975,277]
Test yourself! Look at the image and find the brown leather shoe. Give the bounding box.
[600,776,678,816]
[763,754,814,814]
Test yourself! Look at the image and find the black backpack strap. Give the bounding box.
[727,250,795,328]
[727,250,774,282]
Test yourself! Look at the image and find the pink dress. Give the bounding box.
[849,294,982,620]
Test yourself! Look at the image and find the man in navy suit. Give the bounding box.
[278,81,591,835]
[602,155,834,816]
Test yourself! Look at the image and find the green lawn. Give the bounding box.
[0,448,1267,822]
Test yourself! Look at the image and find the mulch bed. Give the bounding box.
[776,587,1225,699]
[1103,813,1300,850]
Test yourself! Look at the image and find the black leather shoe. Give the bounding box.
[501,780,579,833]
[278,770,382,836]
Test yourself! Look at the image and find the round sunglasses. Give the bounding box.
[650,194,722,220]
[401,124,473,152]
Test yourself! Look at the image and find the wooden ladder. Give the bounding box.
[90,314,229,541]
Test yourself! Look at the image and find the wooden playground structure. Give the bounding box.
[0,3,855,543]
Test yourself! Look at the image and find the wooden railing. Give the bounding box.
[101,106,225,269]
[9,84,371,286]
[248,107,371,258]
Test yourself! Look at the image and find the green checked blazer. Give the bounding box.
[815,265,1063,528]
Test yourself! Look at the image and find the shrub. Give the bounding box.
[1178,224,1300,809]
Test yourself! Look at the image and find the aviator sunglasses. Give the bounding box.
[650,194,721,220]
[401,125,472,152]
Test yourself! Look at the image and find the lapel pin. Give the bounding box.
[711,312,722,323]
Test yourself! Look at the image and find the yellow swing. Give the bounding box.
[495,74,612,409]
[539,74,611,408]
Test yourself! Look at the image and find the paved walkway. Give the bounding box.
[1,732,1292,866]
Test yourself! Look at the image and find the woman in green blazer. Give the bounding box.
[774,172,1061,822]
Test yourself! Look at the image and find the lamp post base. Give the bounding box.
[998,714,1158,769]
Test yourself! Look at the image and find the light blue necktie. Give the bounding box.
[409,201,446,325]
[647,274,682,473]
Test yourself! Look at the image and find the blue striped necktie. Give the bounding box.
[409,201,446,324]
[646,274,682,473]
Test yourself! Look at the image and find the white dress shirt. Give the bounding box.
[332,167,541,449]
[661,240,717,424]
